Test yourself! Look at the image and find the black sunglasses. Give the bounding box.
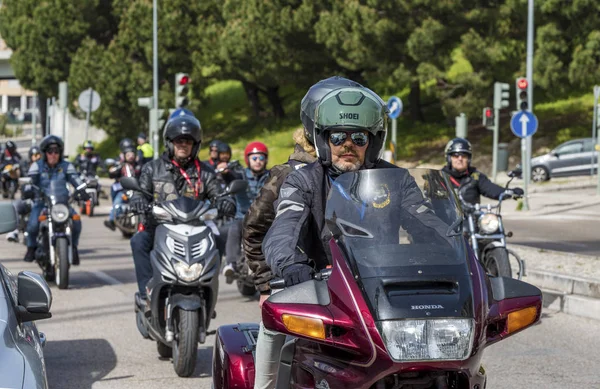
[46,148,60,155]
[329,131,369,147]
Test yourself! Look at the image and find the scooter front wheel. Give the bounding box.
[172,309,199,377]
[55,237,70,289]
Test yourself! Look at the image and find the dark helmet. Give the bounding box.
[216,142,231,155]
[137,132,147,140]
[170,108,195,119]
[209,140,223,150]
[444,138,472,167]
[28,146,41,159]
[119,138,135,153]
[40,135,64,161]
[300,76,365,146]
[83,140,94,151]
[313,86,388,168]
[163,114,202,158]
[5,140,16,153]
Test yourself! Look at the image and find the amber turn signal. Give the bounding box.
[507,307,538,334]
[38,214,47,222]
[72,214,81,221]
[282,314,326,340]
[122,194,128,201]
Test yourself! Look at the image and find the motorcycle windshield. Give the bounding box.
[159,196,211,223]
[325,168,474,320]
[44,180,70,204]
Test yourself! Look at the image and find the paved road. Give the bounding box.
[504,201,600,256]
[1,204,599,388]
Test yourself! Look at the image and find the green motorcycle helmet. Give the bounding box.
[313,87,388,168]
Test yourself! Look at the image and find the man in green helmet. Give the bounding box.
[257,85,451,388]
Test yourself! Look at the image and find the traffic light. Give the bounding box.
[516,77,528,111]
[175,73,190,107]
[482,107,494,127]
[493,82,510,110]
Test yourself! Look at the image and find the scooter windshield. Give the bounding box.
[44,180,70,204]
[325,168,467,280]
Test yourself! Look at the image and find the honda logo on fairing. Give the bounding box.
[411,305,444,310]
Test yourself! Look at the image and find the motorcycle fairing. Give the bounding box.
[158,197,211,223]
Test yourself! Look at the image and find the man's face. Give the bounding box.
[125,151,136,163]
[45,147,60,166]
[173,136,193,160]
[219,152,231,163]
[138,137,145,145]
[248,153,267,173]
[329,130,368,172]
[209,147,219,160]
[450,153,469,172]
[84,147,93,156]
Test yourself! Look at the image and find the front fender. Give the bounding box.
[482,240,504,255]
[169,293,202,312]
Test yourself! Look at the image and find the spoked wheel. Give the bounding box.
[531,166,549,182]
[157,341,173,358]
[484,248,512,278]
[55,237,70,289]
[172,309,199,377]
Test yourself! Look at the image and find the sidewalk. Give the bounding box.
[498,187,600,217]
[510,244,600,321]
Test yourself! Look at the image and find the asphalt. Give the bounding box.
[503,201,600,256]
[0,203,598,388]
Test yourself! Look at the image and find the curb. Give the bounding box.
[529,182,596,194]
[528,270,600,321]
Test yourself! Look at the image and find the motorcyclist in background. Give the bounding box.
[104,138,141,231]
[137,133,154,166]
[221,141,270,283]
[129,114,236,308]
[441,138,524,204]
[206,139,223,168]
[74,140,105,177]
[23,135,89,263]
[0,140,23,198]
[215,142,241,186]
[6,146,43,243]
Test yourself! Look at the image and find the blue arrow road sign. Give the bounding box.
[510,111,538,138]
[387,96,403,120]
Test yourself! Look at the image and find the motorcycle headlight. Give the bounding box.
[173,261,203,282]
[152,206,173,222]
[50,204,70,223]
[379,319,474,362]
[478,214,500,234]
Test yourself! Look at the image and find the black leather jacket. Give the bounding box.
[74,153,105,176]
[442,166,505,205]
[133,153,223,207]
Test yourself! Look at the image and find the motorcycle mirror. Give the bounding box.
[507,168,523,179]
[0,202,17,234]
[120,177,142,192]
[224,180,248,196]
[105,158,116,167]
[485,277,542,347]
[18,177,32,186]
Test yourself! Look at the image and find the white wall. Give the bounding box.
[49,107,107,158]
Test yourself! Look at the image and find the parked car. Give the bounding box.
[0,202,53,389]
[531,138,598,182]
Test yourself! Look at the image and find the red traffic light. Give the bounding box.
[485,108,493,118]
[517,78,528,90]
[178,75,190,85]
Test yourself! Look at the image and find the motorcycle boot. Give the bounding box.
[104,220,116,231]
[6,229,19,243]
[222,263,235,284]
[72,247,80,266]
[23,247,36,262]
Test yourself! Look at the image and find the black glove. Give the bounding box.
[507,187,524,198]
[130,197,148,214]
[282,263,314,287]
[217,197,236,218]
[77,189,91,202]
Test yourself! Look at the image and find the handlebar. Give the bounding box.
[269,268,333,290]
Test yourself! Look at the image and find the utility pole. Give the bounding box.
[152,0,159,160]
[523,0,535,210]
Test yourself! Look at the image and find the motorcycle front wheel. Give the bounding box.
[484,247,512,278]
[172,309,199,377]
[8,181,17,199]
[55,237,70,289]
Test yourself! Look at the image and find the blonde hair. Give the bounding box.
[292,128,316,157]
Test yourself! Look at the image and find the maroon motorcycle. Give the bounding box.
[213,169,542,389]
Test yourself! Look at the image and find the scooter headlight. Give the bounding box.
[478,213,500,234]
[173,261,203,282]
[50,204,70,223]
[379,319,474,361]
[152,206,173,222]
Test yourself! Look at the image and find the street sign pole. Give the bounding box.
[595,86,600,195]
[84,88,93,141]
[525,0,535,191]
[31,93,37,145]
[511,111,538,211]
[391,118,397,164]
[591,86,599,177]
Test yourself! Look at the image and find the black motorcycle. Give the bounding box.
[24,180,82,289]
[121,177,247,377]
[460,168,526,279]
